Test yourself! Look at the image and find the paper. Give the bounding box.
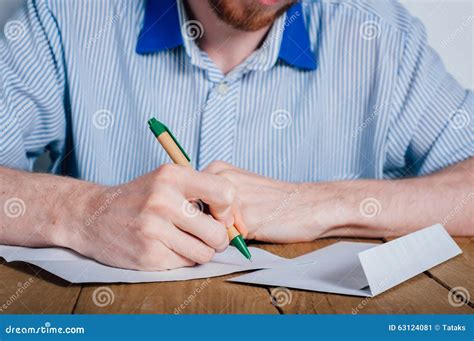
[0,244,302,283]
[0,224,461,292]
[229,224,462,297]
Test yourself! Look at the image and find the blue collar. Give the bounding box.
[136,0,317,71]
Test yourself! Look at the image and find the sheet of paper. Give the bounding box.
[230,224,462,297]
[229,242,376,297]
[0,245,301,284]
[358,223,462,296]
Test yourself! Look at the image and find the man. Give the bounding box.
[0,0,472,271]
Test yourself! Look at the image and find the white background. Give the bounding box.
[1,0,473,89]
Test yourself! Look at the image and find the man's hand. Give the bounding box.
[203,161,348,243]
[204,159,474,240]
[0,164,238,271]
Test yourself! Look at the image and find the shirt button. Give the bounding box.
[217,82,229,95]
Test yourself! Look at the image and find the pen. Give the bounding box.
[147,118,252,261]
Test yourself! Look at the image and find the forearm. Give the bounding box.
[318,158,473,238]
[0,167,99,248]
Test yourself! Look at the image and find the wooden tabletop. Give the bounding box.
[0,237,472,314]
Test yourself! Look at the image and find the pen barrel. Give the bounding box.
[157,132,190,167]
[227,226,240,240]
[151,124,250,259]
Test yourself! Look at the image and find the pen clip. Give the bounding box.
[162,123,191,163]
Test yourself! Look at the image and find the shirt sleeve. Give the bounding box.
[0,0,66,172]
[384,13,473,178]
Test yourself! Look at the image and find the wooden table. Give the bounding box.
[0,237,472,314]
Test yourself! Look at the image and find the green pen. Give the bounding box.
[147,118,252,261]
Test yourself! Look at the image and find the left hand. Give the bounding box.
[203,161,340,243]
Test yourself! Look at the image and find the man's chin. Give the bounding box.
[208,0,294,32]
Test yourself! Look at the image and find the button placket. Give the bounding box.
[196,80,238,170]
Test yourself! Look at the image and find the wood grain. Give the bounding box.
[74,274,278,314]
[1,237,472,314]
[0,261,81,314]
[424,237,474,306]
[383,237,474,306]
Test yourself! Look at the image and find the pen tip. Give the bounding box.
[248,257,252,262]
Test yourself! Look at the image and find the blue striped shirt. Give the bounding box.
[0,0,472,186]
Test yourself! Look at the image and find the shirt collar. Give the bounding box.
[136,0,317,71]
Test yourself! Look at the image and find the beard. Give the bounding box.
[208,0,295,32]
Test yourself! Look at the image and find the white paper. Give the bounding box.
[358,223,462,295]
[230,224,462,297]
[0,244,301,284]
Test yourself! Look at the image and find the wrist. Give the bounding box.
[45,177,106,250]
[302,180,369,238]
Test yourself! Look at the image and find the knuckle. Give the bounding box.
[206,160,229,174]
[220,181,236,205]
[155,164,180,184]
[137,222,155,237]
[147,189,174,213]
[133,249,154,268]
[217,169,235,180]
[194,246,215,264]
[135,243,168,269]
[155,197,174,215]
[209,224,228,248]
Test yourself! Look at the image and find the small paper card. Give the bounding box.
[229,224,462,297]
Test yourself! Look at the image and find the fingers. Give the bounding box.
[169,165,237,227]
[173,199,229,251]
[121,239,195,271]
[164,228,216,265]
[203,160,278,187]
[146,176,230,250]
[230,196,249,238]
[144,221,217,265]
[203,161,250,237]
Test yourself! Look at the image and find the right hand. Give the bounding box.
[62,164,237,271]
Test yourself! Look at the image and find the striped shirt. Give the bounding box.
[0,0,472,186]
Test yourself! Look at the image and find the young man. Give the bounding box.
[0,0,472,271]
